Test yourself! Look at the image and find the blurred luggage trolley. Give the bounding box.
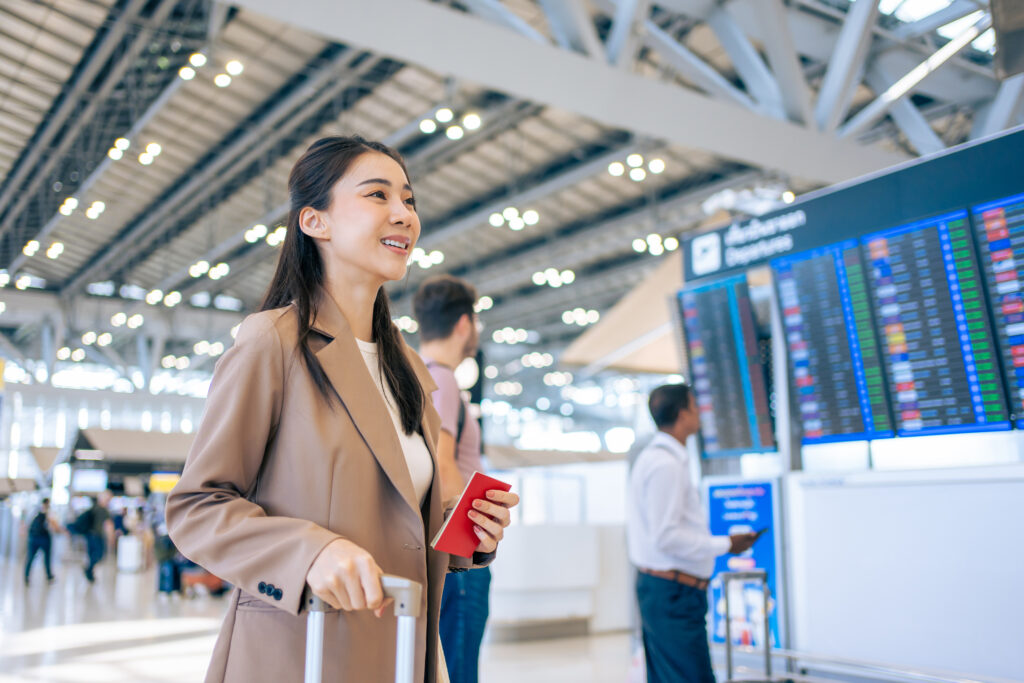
[721,570,773,682]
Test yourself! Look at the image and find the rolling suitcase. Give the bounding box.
[304,574,423,683]
[720,570,772,682]
[116,534,143,573]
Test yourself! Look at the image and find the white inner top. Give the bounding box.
[355,338,433,506]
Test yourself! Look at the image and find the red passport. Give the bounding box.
[430,472,512,558]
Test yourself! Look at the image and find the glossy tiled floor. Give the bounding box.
[2,553,632,683]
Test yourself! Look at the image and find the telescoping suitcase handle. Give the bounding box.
[720,570,771,682]
[304,574,424,683]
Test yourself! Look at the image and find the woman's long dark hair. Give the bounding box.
[262,136,424,434]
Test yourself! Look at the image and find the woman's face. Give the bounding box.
[307,152,420,286]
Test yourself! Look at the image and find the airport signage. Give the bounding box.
[681,128,1024,283]
[706,479,782,648]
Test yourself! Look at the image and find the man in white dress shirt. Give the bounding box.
[627,383,757,683]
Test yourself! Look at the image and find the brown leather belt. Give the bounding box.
[638,567,710,591]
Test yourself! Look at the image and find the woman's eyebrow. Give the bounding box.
[356,178,413,191]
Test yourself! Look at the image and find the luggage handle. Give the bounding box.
[305,574,423,617]
[721,570,771,682]
[304,575,423,683]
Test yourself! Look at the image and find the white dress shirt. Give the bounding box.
[626,431,731,578]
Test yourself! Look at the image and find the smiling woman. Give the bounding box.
[164,136,519,683]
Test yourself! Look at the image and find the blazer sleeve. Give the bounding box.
[166,312,340,616]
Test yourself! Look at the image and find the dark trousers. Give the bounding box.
[24,534,53,582]
[636,572,716,683]
[439,567,491,683]
[85,533,105,573]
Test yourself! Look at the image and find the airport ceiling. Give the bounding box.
[0,0,1016,388]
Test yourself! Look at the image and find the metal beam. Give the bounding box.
[8,37,210,276]
[0,0,147,224]
[864,65,944,155]
[606,0,650,67]
[706,6,786,119]
[0,0,178,243]
[0,330,30,366]
[231,0,905,183]
[462,0,549,44]
[976,74,1024,139]
[814,0,879,132]
[840,13,992,139]
[755,0,815,125]
[651,0,995,102]
[642,21,759,111]
[0,289,242,345]
[893,0,984,41]
[419,142,642,250]
[465,171,763,296]
[539,0,604,59]
[61,50,376,295]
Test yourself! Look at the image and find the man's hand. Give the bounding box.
[306,538,392,617]
[470,489,520,554]
[728,532,758,554]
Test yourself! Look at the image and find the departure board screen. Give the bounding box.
[863,211,1010,436]
[971,192,1024,427]
[679,275,775,456]
[773,240,894,443]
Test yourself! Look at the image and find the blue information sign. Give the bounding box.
[707,480,781,648]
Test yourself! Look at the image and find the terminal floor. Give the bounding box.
[2,557,632,682]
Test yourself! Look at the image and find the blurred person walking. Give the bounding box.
[627,384,758,683]
[413,275,489,683]
[24,497,57,585]
[166,136,517,683]
[83,490,114,583]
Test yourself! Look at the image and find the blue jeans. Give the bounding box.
[439,567,491,683]
[85,533,105,573]
[24,534,53,581]
[636,572,716,683]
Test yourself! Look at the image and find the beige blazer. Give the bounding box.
[166,296,452,683]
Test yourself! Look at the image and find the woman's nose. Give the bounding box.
[391,202,414,225]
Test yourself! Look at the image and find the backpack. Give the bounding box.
[29,512,48,536]
[70,507,94,536]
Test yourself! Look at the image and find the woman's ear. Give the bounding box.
[299,206,329,240]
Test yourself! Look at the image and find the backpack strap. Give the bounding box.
[426,360,467,457]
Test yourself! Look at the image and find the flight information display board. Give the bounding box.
[863,211,1010,436]
[773,240,894,443]
[680,275,775,456]
[971,192,1024,427]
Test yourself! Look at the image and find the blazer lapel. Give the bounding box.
[311,296,419,517]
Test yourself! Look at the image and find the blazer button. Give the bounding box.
[265,583,275,594]
[258,582,267,594]
[273,588,283,601]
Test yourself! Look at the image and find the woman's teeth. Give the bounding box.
[382,239,407,250]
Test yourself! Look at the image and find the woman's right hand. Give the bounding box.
[306,538,389,614]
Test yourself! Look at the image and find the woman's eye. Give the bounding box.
[405,197,417,208]
[369,190,387,199]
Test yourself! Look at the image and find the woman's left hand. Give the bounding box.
[470,489,520,554]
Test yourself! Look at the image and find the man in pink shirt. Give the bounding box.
[414,275,487,683]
